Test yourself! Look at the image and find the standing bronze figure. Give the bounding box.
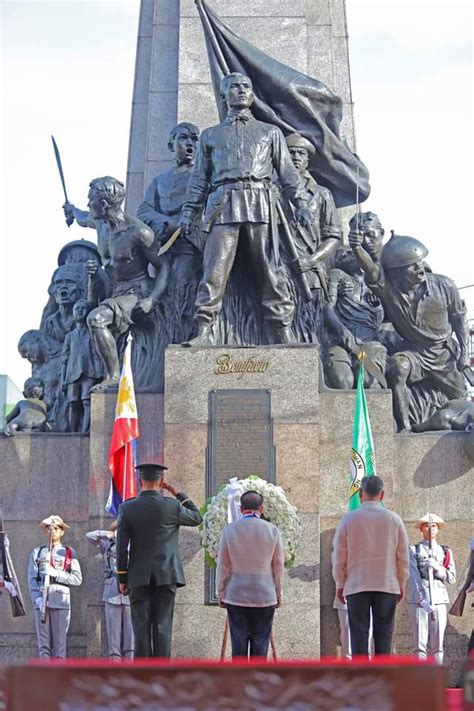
[285,133,341,291]
[137,122,204,342]
[180,73,313,345]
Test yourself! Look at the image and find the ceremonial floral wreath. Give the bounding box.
[199,475,302,568]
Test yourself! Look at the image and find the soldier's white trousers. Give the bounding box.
[337,608,374,659]
[337,609,352,659]
[104,602,134,660]
[34,608,70,658]
[408,603,447,664]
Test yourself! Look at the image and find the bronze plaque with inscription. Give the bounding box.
[207,389,275,496]
[206,389,275,603]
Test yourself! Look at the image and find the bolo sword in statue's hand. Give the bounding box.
[158,190,232,257]
[158,228,182,256]
[51,135,74,227]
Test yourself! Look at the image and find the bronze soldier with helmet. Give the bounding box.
[349,230,468,432]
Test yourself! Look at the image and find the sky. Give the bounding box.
[1,0,473,389]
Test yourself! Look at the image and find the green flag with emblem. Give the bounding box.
[349,358,376,510]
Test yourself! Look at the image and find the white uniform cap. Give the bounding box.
[416,513,445,530]
[40,515,70,530]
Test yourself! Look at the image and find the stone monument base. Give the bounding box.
[0,345,472,685]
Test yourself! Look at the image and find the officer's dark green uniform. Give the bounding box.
[116,463,202,658]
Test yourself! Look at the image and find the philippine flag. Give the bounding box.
[106,335,139,516]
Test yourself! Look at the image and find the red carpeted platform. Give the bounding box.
[4,656,453,710]
[445,688,464,711]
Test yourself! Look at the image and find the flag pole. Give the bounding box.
[123,441,128,501]
[122,333,130,502]
[107,331,139,515]
[348,349,377,510]
[195,0,230,76]
[220,617,229,660]
[355,164,360,232]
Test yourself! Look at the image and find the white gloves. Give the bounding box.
[45,564,58,578]
[420,599,435,614]
[34,597,43,610]
[4,581,17,597]
[428,559,446,578]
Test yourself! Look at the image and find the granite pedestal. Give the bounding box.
[0,346,472,686]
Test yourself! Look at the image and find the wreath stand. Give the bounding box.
[220,616,278,661]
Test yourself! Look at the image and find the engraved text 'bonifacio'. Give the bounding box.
[214,354,269,379]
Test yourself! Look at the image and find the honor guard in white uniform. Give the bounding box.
[407,513,456,664]
[27,515,82,658]
[333,594,374,659]
[86,521,134,660]
[333,594,352,659]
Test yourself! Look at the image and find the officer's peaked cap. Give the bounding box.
[135,462,168,479]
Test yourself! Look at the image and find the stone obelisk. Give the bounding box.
[125,0,356,213]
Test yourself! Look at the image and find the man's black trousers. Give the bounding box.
[226,604,275,658]
[346,591,398,655]
[129,583,177,657]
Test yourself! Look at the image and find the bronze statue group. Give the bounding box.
[5,71,472,439]
[2,70,472,664]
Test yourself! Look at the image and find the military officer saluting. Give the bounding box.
[86,520,134,660]
[27,515,82,658]
[116,463,202,658]
[407,513,456,664]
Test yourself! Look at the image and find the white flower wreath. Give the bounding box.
[199,475,302,568]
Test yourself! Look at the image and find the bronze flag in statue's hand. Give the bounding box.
[195,0,370,208]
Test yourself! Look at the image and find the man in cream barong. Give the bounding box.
[216,490,283,658]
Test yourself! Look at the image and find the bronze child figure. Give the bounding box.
[61,299,103,432]
[4,377,48,436]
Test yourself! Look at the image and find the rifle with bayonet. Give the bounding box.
[291,214,331,302]
[276,200,315,303]
[449,549,474,616]
[427,513,438,621]
[0,507,26,617]
[40,523,54,623]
